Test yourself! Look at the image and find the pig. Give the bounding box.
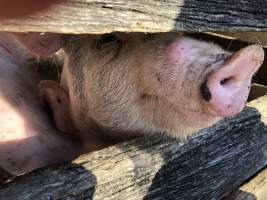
[17,32,263,150]
[0,33,84,183]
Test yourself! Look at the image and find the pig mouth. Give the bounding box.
[140,94,222,117]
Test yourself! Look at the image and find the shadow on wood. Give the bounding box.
[223,190,257,200]
[0,162,97,199]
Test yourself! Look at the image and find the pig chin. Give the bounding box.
[163,111,221,139]
[170,111,222,138]
[139,97,222,139]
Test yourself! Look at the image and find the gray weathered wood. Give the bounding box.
[223,96,267,200]
[224,167,267,200]
[0,0,267,34]
[1,96,267,199]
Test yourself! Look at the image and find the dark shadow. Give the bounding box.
[222,190,257,200]
[0,162,96,199]
[0,167,13,184]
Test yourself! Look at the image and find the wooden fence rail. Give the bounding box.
[1,96,267,200]
[0,0,266,34]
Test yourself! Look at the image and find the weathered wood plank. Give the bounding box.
[222,97,267,200]
[0,0,266,33]
[1,96,267,199]
[223,96,267,200]
[224,167,267,200]
[206,32,267,47]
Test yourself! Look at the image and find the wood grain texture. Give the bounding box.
[224,96,267,200]
[224,167,267,200]
[1,96,267,199]
[0,0,266,33]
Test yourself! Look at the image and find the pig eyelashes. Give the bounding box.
[96,34,126,61]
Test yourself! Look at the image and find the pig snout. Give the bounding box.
[201,45,264,116]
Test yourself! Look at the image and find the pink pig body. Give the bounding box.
[0,33,83,183]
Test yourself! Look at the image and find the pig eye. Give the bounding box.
[99,34,118,44]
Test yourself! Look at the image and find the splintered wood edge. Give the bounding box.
[0,0,266,34]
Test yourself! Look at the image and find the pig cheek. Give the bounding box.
[153,63,187,105]
[152,41,195,99]
[139,100,220,137]
[142,54,185,98]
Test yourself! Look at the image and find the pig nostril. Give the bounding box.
[220,78,228,85]
[220,76,235,86]
[200,81,212,101]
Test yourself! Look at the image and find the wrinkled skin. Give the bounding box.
[21,32,263,149]
[0,33,84,183]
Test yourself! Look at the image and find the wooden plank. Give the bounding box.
[206,32,267,48]
[1,96,267,199]
[224,167,267,200]
[223,96,267,200]
[0,0,266,33]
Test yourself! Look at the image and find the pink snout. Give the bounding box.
[204,45,264,116]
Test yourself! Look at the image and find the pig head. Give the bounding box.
[16,33,264,147]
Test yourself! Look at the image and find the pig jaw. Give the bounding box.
[139,96,222,138]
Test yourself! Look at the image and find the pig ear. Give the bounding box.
[39,80,76,134]
[12,33,62,56]
[205,45,264,116]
